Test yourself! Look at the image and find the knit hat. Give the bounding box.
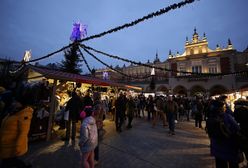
[80,106,93,119]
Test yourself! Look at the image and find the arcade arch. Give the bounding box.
[209,85,228,96]
[173,85,187,96]
[190,85,206,96]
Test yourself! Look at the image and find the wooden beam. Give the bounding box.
[46,79,57,141]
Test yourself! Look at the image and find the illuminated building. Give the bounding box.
[96,29,248,97]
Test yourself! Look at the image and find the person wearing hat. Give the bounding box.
[79,106,98,168]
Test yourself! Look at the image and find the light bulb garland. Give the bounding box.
[78,48,93,74]
[78,0,198,43]
[21,0,199,64]
[80,44,211,76]
[82,48,152,79]
[80,44,248,78]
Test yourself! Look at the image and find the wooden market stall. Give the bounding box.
[23,64,142,140]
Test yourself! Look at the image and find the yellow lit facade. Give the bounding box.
[95,29,248,98]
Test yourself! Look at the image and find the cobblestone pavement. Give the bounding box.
[23,117,215,168]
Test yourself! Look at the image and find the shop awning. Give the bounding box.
[26,65,142,91]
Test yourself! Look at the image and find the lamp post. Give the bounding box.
[149,67,156,96]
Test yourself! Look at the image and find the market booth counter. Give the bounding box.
[29,105,50,141]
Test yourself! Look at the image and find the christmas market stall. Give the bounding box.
[22,64,142,141]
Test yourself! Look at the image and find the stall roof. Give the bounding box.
[26,65,142,91]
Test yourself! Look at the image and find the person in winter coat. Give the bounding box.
[193,99,204,128]
[164,96,178,135]
[146,95,155,121]
[92,92,105,164]
[64,91,82,141]
[153,96,166,127]
[0,95,33,168]
[79,106,98,168]
[233,99,248,161]
[126,96,136,129]
[206,100,240,168]
[115,93,127,132]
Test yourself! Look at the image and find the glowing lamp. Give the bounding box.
[23,50,32,62]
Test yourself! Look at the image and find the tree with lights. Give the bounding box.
[60,43,82,74]
[60,22,87,74]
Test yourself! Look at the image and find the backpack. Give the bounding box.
[206,114,231,140]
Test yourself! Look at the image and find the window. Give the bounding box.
[209,67,217,73]
[192,66,202,73]
[179,66,186,76]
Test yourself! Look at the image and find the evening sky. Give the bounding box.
[0,0,248,73]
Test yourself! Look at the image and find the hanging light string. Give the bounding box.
[80,44,205,75]
[78,48,93,74]
[20,0,199,65]
[9,63,25,74]
[78,0,198,43]
[80,44,248,77]
[82,47,152,79]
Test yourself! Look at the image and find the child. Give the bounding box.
[79,106,98,168]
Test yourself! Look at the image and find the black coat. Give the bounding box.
[66,95,82,121]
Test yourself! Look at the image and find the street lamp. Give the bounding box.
[149,67,156,95]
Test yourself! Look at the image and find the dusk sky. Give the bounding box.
[0,0,248,73]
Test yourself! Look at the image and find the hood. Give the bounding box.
[83,116,96,125]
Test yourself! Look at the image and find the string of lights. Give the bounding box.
[9,64,25,74]
[80,44,248,77]
[82,47,153,79]
[78,48,93,74]
[80,44,204,75]
[21,0,198,65]
[78,0,198,43]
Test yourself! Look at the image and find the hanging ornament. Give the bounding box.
[23,50,32,62]
[70,22,87,42]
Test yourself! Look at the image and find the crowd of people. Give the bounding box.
[0,81,248,168]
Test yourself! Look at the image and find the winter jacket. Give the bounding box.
[234,105,248,137]
[115,96,127,118]
[126,99,135,117]
[0,106,33,159]
[66,94,82,121]
[210,112,240,162]
[79,116,98,153]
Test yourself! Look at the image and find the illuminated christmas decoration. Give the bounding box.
[70,22,87,42]
[23,50,32,62]
[103,71,109,80]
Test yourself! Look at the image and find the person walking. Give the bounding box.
[126,96,135,129]
[139,94,146,118]
[193,98,204,128]
[79,106,98,168]
[164,96,178,135]
[146,95,155,121]
[153,96,166,127]
[115,93,127,132]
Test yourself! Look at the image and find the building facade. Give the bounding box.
[96,29,248,97]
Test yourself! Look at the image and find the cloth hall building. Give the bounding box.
[95,29,248,98]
